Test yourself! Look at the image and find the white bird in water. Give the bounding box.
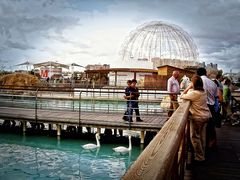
[113,135,132,153]
[82,133,100,150]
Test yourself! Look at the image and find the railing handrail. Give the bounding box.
[0,86,180,96]
[0,84,168,91]
[122,100,190,180]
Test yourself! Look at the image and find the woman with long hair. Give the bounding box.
[180,75,211,162]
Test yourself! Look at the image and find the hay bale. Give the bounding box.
[0,73,41,87]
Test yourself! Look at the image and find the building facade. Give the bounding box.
[151,58,201,69]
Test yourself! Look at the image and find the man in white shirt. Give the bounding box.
[197,67,218,148]
[167,70,180,117]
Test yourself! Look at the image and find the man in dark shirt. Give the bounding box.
[122,80,132,121]
[128,79,143,122]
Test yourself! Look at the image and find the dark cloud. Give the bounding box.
[123,0,240,72]
[0,0,239,72]
[0,0,80,62]
[5,40,35,50]
[86,0,239,71]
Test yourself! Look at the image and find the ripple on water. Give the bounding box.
[0,141,137,180]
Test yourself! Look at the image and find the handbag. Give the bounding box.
[160,95,171,109]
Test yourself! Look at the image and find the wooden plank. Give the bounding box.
[0,107,166,131]
[191,124,240,180]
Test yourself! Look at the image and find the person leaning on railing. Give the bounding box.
[180,75,211,162]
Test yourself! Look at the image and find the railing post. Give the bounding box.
[117,88,118,99]
[186,120,192,170]
[170,150,179,180]
[57,124,61,136]
[79,91,82,127]
[71,88,74,111]
[11,86,14,105]
[176,124,188,180]
[22,121,27,134]
[140,131,145,144]
[147,89,149,115]
[35,88,39,123]
[48,124,52,131]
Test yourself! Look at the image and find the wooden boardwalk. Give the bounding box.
[0,107,167,132]
[189,123,240,180]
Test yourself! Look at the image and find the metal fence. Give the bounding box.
[0,86,177,122]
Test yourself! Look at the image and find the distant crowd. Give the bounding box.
[122,67,236,163]
[166,67,235,163]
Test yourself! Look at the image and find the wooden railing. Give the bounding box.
[122,100,191,180]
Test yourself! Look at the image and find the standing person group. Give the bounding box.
[215,76,232,124]
[167,71,180,117]
[222,78,232,120]
[122,79,143,122]
[181,75,211,162]
[180,67,229,162]
[196,67,218,149]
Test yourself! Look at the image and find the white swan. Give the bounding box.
[113,135,132,153]
[82,133,100,150]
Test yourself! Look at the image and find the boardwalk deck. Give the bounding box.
[0,107,167,131]
[189,123,240,180]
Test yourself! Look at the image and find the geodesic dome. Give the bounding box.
[121,21,198,62]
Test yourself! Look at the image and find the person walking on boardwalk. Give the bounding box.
[181,75,211,162]
[197,67,218,148]
[167,70,180,117]
[122,80,132,121]
[222,78,232,120]
[127,79,143,122]
[213,78,224,128]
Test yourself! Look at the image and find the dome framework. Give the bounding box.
[121,21,198,62]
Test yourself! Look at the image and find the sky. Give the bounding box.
[0,0,239,73]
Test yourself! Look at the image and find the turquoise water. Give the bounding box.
[0,133,142,180]
[0,95,161,113]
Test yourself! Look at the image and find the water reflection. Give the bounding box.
[0,133,141,180]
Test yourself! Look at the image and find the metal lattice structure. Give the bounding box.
[121,21,198,62]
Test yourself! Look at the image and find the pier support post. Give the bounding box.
[48,124,52,131]
[77,126,82,134]
[97,128,101,134]
[140,131,145,144]
[114,129,117,136]
[57,124,61,136]
[118,129,123,136]
[22,121,27,134]
[86,127,91,133]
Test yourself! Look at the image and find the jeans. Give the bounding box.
[128,100,140,121]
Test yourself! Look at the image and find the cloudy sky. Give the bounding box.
[0,0,239,72]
